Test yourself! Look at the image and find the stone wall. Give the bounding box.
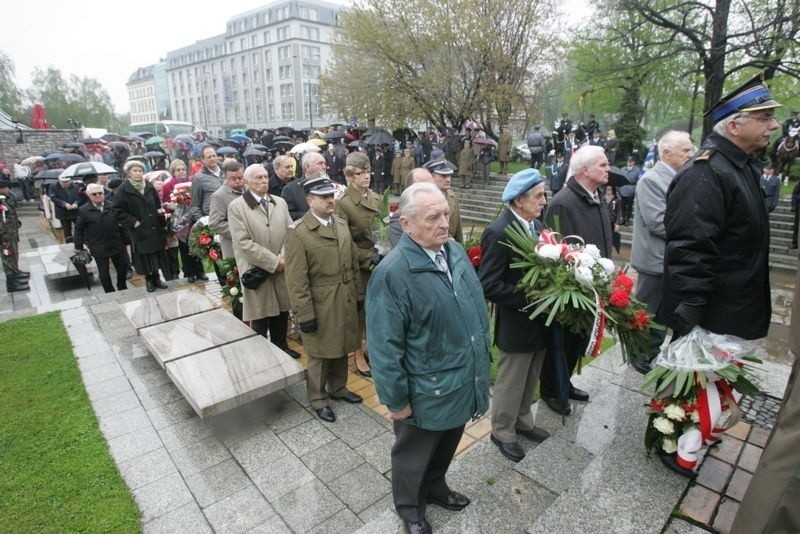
[0,129,81,163]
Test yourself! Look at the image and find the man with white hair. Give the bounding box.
[540,145,613,416]
[628,130,694,374]
[282,151,327,220]
[74,183,129,293]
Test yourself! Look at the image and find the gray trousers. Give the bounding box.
[634,271,667,361]
[492,349,545,443]
[306,354,348,409]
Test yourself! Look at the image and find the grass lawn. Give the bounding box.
[0,312,140,532]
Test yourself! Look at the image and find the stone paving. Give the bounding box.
[2,205,795,533]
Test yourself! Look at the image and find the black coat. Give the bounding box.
[50,182,81,220]
[660,133,771,340]
[74,201,125,258]
[324,150,345,184]
[112,180,165,254]
[544,178,613,259]
[479,208,547,352]
[281,178,308,221]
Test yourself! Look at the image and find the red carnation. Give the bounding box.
[389,203,399,213]
[468,245,482,267]
[198,234,212,246]
[650,399,663,411]
[609,289,630,308]
[630,309,649,330]
[612,272,634,292]
[208,248,220,261]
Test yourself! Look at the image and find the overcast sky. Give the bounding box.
[2,0,588,118]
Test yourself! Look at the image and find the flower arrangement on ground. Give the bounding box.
[504,223,661,362]
[643,327,761,477]
[188,216,222,263]
[217,257,243,310]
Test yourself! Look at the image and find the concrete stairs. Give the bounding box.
[454,174,798,274]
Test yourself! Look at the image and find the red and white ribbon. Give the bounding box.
[676,428,703,470]
[585,293,605,357]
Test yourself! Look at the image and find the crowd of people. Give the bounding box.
[2,73,800,533]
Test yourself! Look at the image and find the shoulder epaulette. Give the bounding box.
[695,149,713,162]
[288,220,300,230]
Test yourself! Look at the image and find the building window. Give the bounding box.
[281,102,294,120]
[279,65,292,79]
[263,31,271,44]
[277,26,289,41]
[265,50,272,65]
[300,26,319,41]
[301,45,321,60]
[303,64,321,78]
[278,46,290,60]
[265,69,272,82]
[280,83,293,98]
[300,6,318,21]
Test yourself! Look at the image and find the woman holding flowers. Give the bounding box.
[334,151,381,377]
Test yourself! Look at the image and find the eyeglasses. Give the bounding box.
[89,192,104,196]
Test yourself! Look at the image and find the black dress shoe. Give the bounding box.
[428,491,470,511]
[146,280,156,292]
[17,270,30,277]
[403,518,432,534]
[543,397,572,415]
[187,276,196,283]
[631,360,653,376]
[279,346,301,359]
[490,434,525,462]
[7,282,30,293]
[516,427,550,443]
[657,450,697,479]
[126,269,134,280]
[315,406,336,422]
[331,391,363,404]
[196,273,209,281]
[569,386,590,402]
[155,279,168,289]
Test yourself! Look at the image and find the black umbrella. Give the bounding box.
[325,131,346,140]
[79,137,103,145]
[275,127,295,136]
[69,249,93,290]
[251,144,268,151]
[271,135,291,143]
[273,141,294,151]
[126,136,146,143]
[365,130,394,145]
[217,146,239,155]
[222,138,243,148]
[608,166,629,190]
[108,141,129,149]
[101,133,122,141]
[143,151,167,158]
[59,153,87,163]
[348,140,367,148]
[243,148,266,157]
[63,142,85,149]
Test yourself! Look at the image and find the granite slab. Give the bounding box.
[121,290,218,331]
[139,309,255,367]
[165,335,306,418]
[37,243,95,280]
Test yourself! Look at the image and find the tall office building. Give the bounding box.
[163,0,342,137]
[127,62,172,125]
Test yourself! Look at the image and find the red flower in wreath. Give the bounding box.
[198,234,212,246]
[467,245,482,267]
[208,248,220,261]
[630,309,650,330]
[612,272,634,293]
[389,203,399,213]
[609,288,630,308]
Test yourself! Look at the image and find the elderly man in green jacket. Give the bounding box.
[366,182,491,534]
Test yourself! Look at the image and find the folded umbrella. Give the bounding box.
[69,249,93,290]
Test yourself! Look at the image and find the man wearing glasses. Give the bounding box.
[74,183,129,293]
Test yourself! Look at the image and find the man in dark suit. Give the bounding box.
[479,169,550,463]
[73,183,129,293]
[323,143,345,185]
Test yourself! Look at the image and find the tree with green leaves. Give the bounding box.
[0,51,27,120]
[319,0,560,135]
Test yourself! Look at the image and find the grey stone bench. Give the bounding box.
[121,289,305,418]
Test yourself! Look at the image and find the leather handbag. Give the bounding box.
[240,266,270,289]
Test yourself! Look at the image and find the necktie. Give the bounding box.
[260,198,269,216]
[434,250,452,282]
[529,221,539,241]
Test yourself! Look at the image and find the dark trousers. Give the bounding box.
[95,253,129,293]
[539,329,588,399]
[19,179,35,200]
[792,207,799,248]
[60,218,75,241]
[178,240,204,278]
[391,421,465,522]
[531,151,544,168]
[634,271,667,362]
[250,311,289,349]
[619,196,634,223]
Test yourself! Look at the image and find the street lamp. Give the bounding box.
[307,81,313,129]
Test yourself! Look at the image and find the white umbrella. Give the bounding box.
[60,161,117,178]
[289,142,322,154]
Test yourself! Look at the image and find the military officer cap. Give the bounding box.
[707,71,782,122]
[303,176,337,196]
[425,159,454,175]
[501,168,543,202]
[345,152,370,170]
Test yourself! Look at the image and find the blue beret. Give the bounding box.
[502,168,543,202]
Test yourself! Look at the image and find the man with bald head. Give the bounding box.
[282,151,327,220]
